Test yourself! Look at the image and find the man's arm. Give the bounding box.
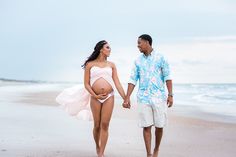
[123,59,139,109]
[166,80,173,107]
[123,83,135,108]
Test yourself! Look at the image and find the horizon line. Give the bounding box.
[1,78,235,85]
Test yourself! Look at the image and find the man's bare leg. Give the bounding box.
[143,126,152,157]
[153,127,163,157]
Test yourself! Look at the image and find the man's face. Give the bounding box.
[137,38,148,53]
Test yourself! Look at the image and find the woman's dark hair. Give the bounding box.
[139,34,152,46]
[82,40,107,68]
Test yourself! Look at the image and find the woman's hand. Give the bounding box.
[95,93,108,100]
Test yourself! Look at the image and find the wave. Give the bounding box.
[0,78,81,84]
[192,94,236,105]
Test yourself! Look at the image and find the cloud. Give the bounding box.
[192,36,236,42]
[181,60,207,65]
[159,38,236,83]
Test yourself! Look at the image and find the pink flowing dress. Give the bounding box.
[55,66,115,121]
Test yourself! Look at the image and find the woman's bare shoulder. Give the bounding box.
[85,61,96,69]
[107,61,116,68]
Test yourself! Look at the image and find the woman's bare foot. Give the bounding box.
[96,146,100,155]
[147,153,152,157]
[97,148,104,157]
[98,154,104,157]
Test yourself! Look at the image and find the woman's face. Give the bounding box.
[101,43,111,57]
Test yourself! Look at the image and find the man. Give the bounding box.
[123,34,173,157]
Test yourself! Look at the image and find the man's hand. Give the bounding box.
[167,96,173,107]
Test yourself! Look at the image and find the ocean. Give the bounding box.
[0,80,235,123]
[175,84,236,118]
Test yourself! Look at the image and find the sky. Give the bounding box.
[0,0,236,83]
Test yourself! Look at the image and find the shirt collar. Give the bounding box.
[143,49,155,58]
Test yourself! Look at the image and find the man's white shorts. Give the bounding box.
[138,101,168,128]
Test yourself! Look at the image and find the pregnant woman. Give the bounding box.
[56,40,126,157]
[83,40,126,157]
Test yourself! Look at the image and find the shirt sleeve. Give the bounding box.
[161,56,172,82]
[128,60,139,85]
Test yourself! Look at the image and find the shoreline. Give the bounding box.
[15,90,236,124]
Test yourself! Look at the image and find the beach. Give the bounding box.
[0,81,236,157]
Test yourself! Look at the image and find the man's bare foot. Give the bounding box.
[153,148,159,157]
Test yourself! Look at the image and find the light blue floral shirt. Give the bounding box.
[129,50,172,105]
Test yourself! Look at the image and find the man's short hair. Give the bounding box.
[139,34,152,46]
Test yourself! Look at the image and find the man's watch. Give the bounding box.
[168,93,173,97]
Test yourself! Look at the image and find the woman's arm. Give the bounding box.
[111,62,126,100]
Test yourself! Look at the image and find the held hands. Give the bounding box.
[122,96,131,109]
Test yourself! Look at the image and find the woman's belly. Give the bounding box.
[92,78,113,95]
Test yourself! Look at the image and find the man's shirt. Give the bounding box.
[129,50,172,105]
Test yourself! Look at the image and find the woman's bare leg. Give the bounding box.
[90,97,102,155]
[98,96,114,157]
